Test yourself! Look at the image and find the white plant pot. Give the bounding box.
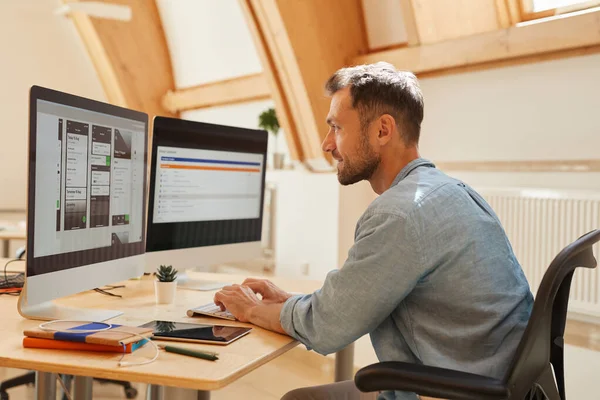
[154,281,177,304]
[273,152,285,169]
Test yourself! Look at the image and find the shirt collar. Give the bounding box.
[391,158,436,188]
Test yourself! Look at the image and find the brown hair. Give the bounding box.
[325,62,423,145]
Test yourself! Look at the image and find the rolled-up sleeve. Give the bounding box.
[279,210,425,355]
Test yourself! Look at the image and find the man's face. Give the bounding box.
[322,87,381,185]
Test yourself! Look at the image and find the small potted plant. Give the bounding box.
[258,107,284,169]
[154,265,178,304]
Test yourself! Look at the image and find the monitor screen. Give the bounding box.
[27,87,147,277]
[153,146,264,224]
[147,117,267,251]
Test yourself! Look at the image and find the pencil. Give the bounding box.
[160,345,219,361]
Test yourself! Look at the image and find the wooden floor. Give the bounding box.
[564,319,600,352]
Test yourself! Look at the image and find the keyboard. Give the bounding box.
[187,302,236,321]
[0,273,24,289]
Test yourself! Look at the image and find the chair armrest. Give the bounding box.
[354,362,508,400]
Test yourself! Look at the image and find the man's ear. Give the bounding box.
[377,114,395,145]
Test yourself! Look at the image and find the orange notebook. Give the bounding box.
[22,337,148,353]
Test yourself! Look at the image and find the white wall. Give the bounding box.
[418,53,600,191]
[266,170,340,279]
[182,100,274,130]
[0,0,105,210]
[182,100,291,166]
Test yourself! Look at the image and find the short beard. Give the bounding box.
[337,131,381,186]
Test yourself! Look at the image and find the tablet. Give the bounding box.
[139,320,252,345]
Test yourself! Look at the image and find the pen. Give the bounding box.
[159,344,219,361]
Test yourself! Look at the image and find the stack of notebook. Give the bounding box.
[23,322,154,353]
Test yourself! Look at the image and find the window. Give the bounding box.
[531,0,597,11]
[520,0,600,20]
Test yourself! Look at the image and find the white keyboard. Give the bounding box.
[187,302,236,321]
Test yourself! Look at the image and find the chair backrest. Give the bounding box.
[503,229,600,399]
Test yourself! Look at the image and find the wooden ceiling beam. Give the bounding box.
[400,0,421,46]
[238,0,303,161]
[243,0,369,166]
[162,74,271,114]
[64,0,176,120]
[353,8,600,76]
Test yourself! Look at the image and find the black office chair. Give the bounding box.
[0,372,138,399]
[355,228,600,400]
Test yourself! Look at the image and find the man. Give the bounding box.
[214,62,533,400]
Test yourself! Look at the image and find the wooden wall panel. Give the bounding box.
[66,0,176,119]
[412,0,501,44]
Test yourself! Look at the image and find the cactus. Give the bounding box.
[156,265,178,282]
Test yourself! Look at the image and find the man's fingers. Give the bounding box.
[215,291,238,310]
[243,281,266,293]
[242,277,264,284]
[214,299,226,311]
[244,283,270,300]
[221,284,242,291]
[242,278,273,286]
[214,291,229,305]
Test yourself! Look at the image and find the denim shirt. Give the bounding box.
[280,158,533,400]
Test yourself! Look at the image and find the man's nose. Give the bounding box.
[322,130,334,153]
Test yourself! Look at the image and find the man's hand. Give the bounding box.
[214,284,261,322]
[213,281,288,335]
[241,278,292,304]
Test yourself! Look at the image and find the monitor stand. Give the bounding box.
[176,272,230,291]
[17,283,122,322]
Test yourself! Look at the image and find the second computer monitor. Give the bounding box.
[145,116,268,289]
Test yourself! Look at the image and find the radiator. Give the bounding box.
[478,188,600,318]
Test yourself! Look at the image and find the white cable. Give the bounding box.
[116,336,159,367]
[38,320,113,334]
[38,320,159,367]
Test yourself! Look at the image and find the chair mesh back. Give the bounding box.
[503,229,600,399]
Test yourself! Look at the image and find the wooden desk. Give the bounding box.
[0,270,331,399]
[0,230,26,258]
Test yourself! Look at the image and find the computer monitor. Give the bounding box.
[18,86,148,321]
[145,116,268,290]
